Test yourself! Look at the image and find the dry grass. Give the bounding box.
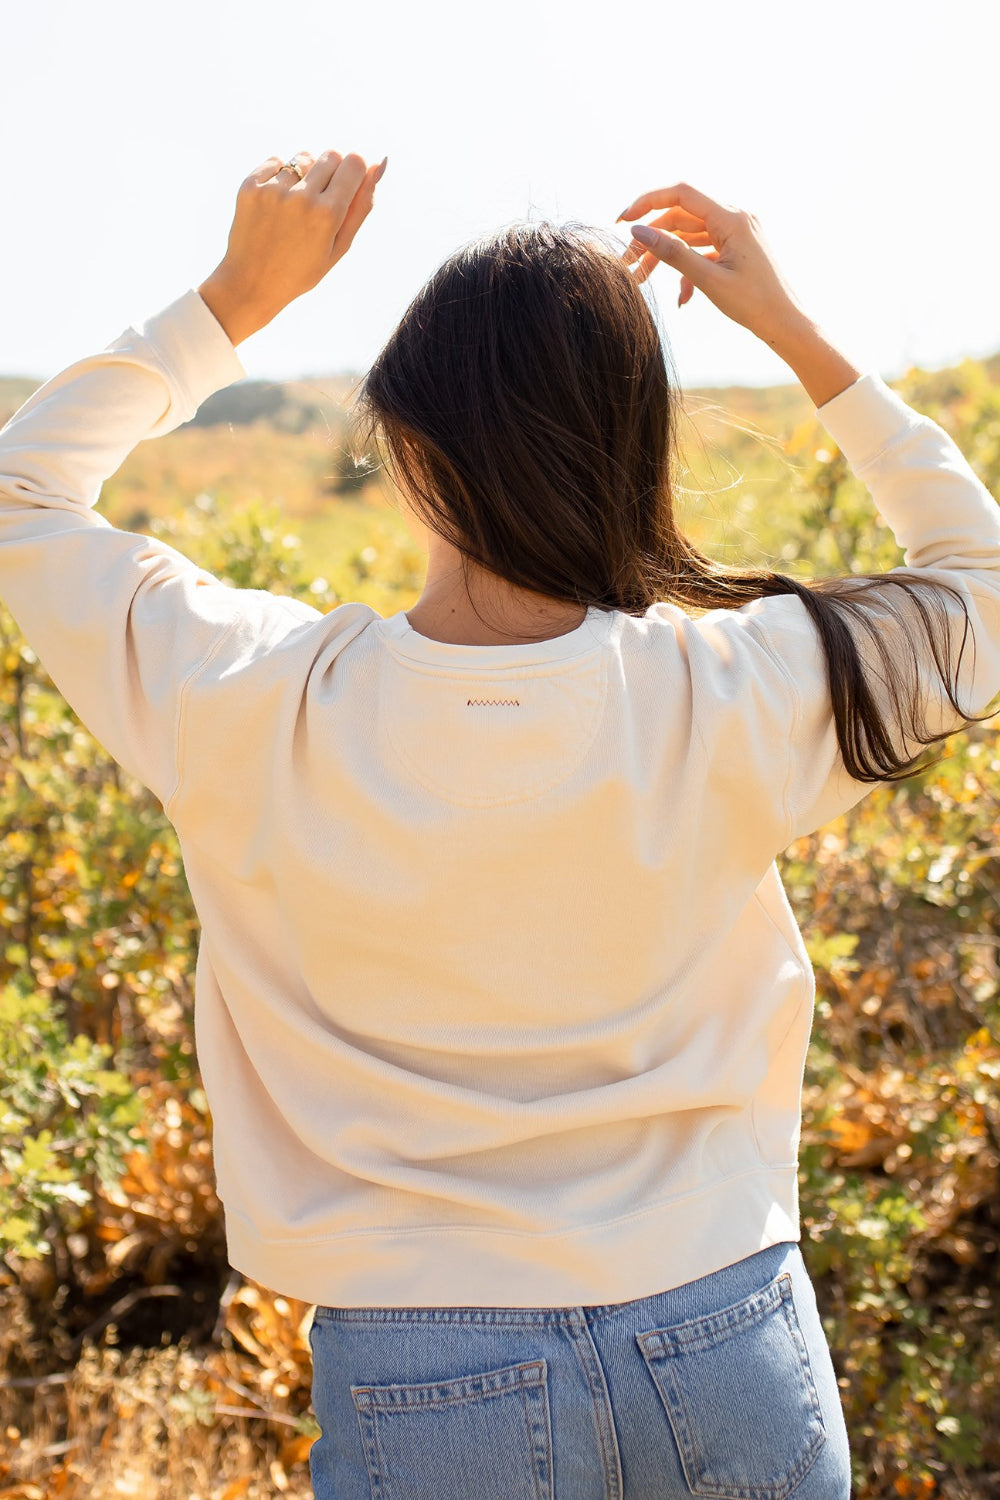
[0,1283,319,1499]
[0,1077,320,1498]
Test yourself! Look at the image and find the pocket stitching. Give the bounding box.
[636,1272,827,1500]
[351,1358,546,1410]
[778,1278,826,1430]
[636,1270,787,1359]
[350,1358,553,1499]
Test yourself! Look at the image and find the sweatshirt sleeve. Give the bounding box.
[692,373,1000,849]
[0,288,323,811]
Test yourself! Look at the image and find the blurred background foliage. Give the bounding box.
[0,357,998,1497]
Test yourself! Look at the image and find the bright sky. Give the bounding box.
[4,0,998,392]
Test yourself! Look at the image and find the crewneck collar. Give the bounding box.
[377,604,619,667]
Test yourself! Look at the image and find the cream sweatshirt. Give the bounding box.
[2,289,999,1310]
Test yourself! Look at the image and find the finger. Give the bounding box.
[619,183,726,222]
[678,250,720,306]
[318,152,369,215]
[627,252,658,287]
[618,205,706,233]
[621,226,712,262]
[326,159,382,264]
[244,155,286,187]
[617,182,737,236]
[305,149,344,196]
[277,150,316,186]
[618,208,706,261]
[620,225,712,268]
[626,227,724,300]
[621,229,712,268]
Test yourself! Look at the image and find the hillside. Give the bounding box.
[0,373,361,438]
[4,352,999,439]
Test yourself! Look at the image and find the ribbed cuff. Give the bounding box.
[814,372,922,475]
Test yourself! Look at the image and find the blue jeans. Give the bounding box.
[307,1239,852,1499]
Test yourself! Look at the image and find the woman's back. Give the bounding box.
[167,591,802,1307]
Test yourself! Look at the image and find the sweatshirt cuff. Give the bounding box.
[814,372,923,475]
[125,287,249,424]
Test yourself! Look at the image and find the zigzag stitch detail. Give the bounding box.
[466,698,521,707]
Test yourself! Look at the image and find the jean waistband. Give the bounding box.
[309,1240,803,1329]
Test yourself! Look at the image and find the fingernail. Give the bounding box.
[374,155,388,183]
[615,207,631,222]
[630,224,657,246]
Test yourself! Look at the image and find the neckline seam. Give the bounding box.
[377,605,619,663]
[379,642,608,674]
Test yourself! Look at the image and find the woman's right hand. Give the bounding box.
[617,183,813,350]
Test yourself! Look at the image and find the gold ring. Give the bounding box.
[279,156,306,180]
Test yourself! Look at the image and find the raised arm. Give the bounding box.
[617,180,863,408]
[0,148,386,810]
[619,181,1000,847]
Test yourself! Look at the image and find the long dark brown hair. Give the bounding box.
[352,219,997,784]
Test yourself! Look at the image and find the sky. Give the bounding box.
[3,0,998,393]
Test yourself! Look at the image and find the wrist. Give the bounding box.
[764,315,864,409]
[197,269,275,348]
[756,307,821,359]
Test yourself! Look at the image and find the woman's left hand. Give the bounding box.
[198,150,387,346]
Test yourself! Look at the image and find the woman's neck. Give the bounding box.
[405,543,587,646]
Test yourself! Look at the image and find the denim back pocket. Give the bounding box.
[636,1271,826,1500]
[350,1358,554,1500]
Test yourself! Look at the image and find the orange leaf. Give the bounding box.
[217,1482,251,1500]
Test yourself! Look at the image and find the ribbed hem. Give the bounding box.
[221,1164,801,1309]
[814,372,921,475]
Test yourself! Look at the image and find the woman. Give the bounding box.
[2,151,999,1500]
